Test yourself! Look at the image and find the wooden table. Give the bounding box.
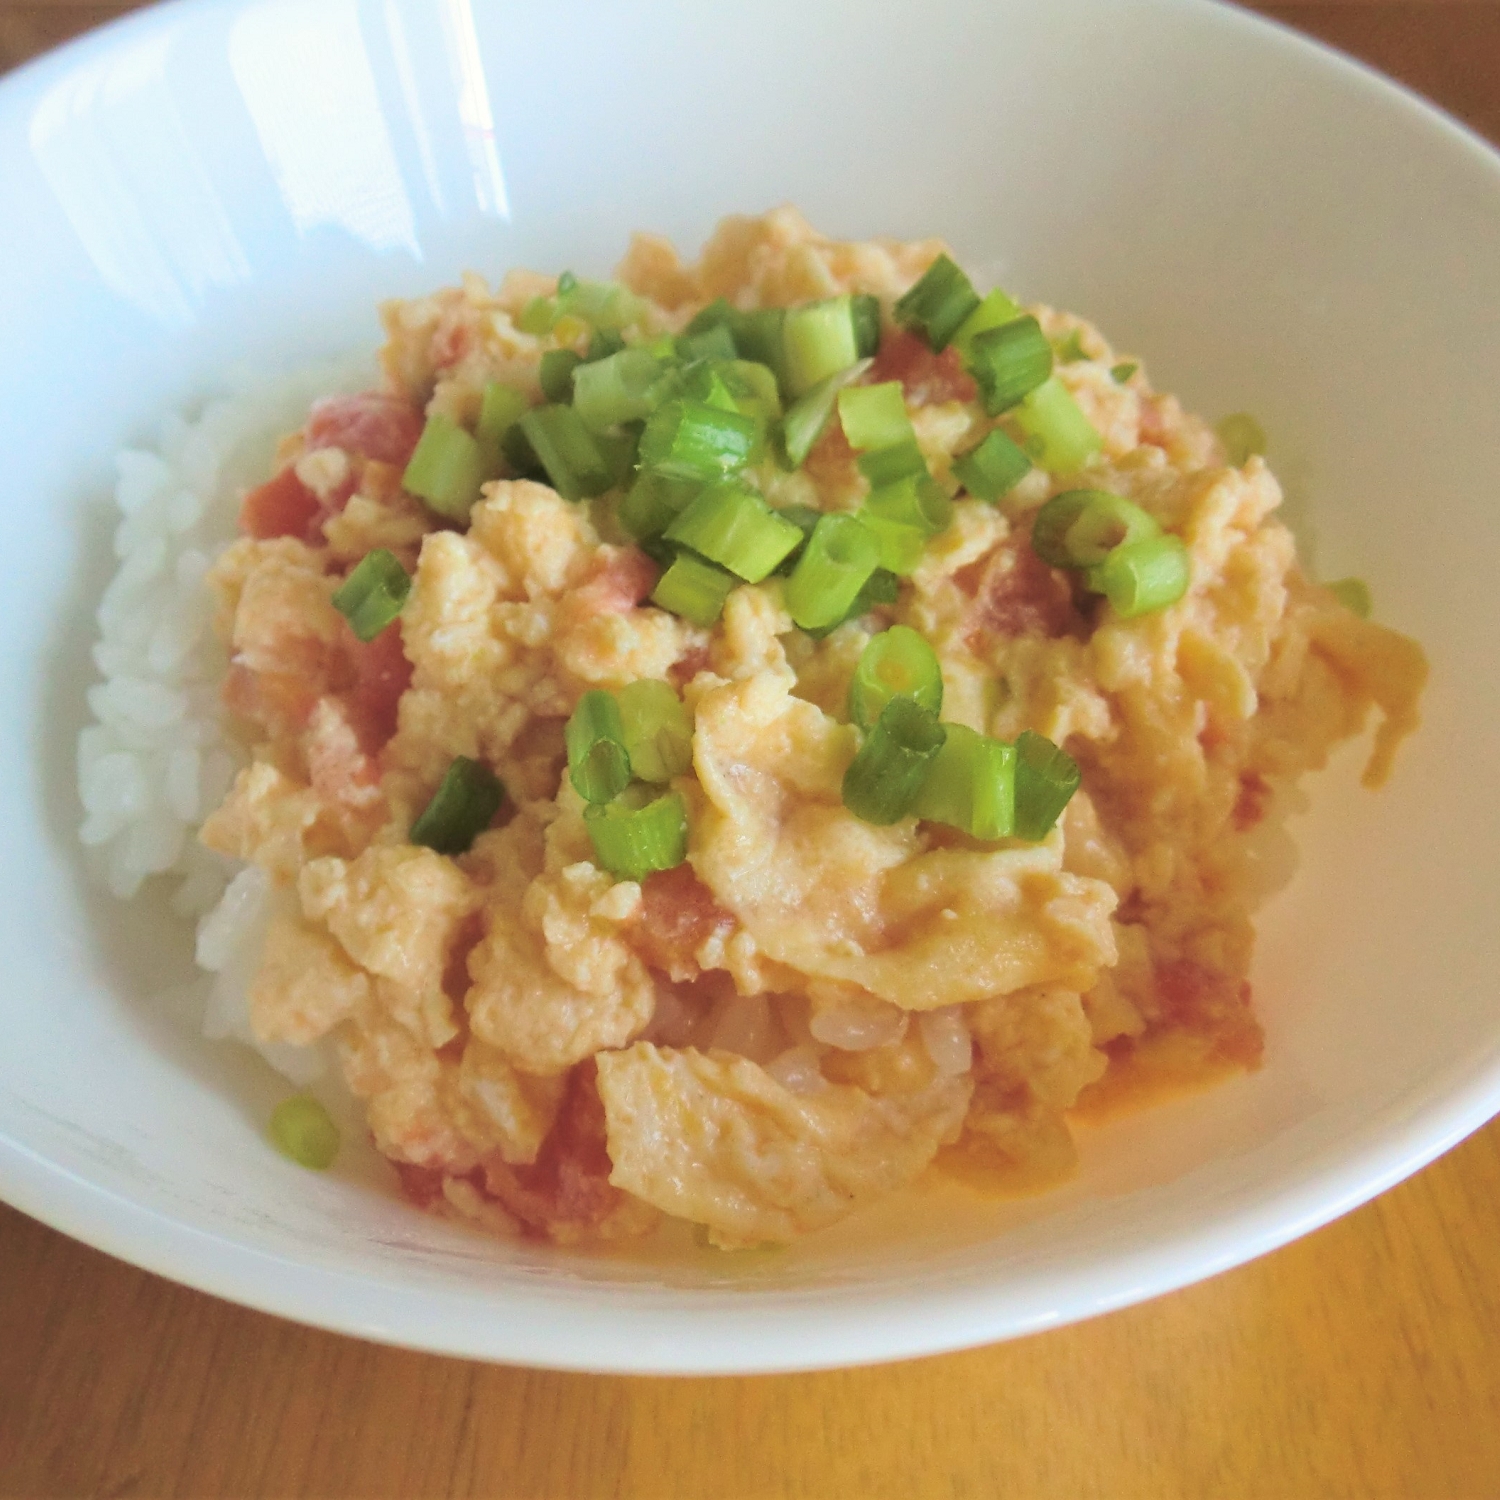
[4,4,1500,1496]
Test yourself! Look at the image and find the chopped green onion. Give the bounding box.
[1328,577,1372,619]
[517,296,556,335]
[477,382,528,448]
[951,287,1024,358]
[269,1095,340,1170]
[864,473,952,536]
[894,254,980,352]
[913,723,1016,840]
[714,360,783,422]
[565,690,633,804]
[1087,534,1191,618]
[1218,412,1267,467]
[617,679,694,782]
[771,505,821,575]
[852,294,882,359]
[1032,489,1161,569]
[731,308,789,390]
[664,480,804,583]
[779,357,874,467]
[1013,730,1079,841]
[587,327,626,362]
[1013,377,1103,474]
[501,421,545,481]
[857,439,929,489]
[540,348,583,404]
[518,404,613,500]
[838,382,912,451]
[411,756,504,854]
[332,549,411,642]
[677,323,739,364]
[639,399,761,481]
[783,514,882,631]
[842,696,947,825]
[858,513,928,576]
[596,427,641,488]
[1111,362,1138,385]
[783,295,860,397]
[686,298,737,336]
[618,472,700,541]
[849,625,943,730]
[967,316,1054,415]
[651,551,738,627]
[572,348,663,432]
[1055,329,1091,364]
[952,428,1032,500]
[403,412,488,520]
[585,788,689,882]
[803,566,901,640]
[557,277,642,331]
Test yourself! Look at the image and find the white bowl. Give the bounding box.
[3,0,1499,1374]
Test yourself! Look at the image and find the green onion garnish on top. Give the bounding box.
[1013,730,1080,841]
[783,513,882,632]
[403,411,490,521]
[1217,412,1267,467]
[1012,377,1103,474]
[1111,362,1138,385]
[518,404,613,501]
[782,295,861,398]
[837,382,912,452]
[1327,577,1372,619]
[779,357,874,468]
[664,480,804,583]
[677,322,739,364]
[617,471,700,541]
[1087,534,1191,619]
[572,348,662,432]
[951,428,1032,501]
[639,399,761,481]
[1055,330,1091,364]
[565,690,634,805]
[269,1095,341,1170]
[517,296,556,335]
[966,316,1054,415]
[476,382,528,449]
[950,287,1024,359]
[539,348,583,404]
[842,695,948,826]
[410,756,504,854]
[852,294,882,359]
[686,298,737,337]
[913,723,1017,841]
[1031,490,1161,570]
[556,276,643,332]
[332,549,411,643]
[802,566,901,641]
[858,514,927,576]
[616,679,694,782]
[585,787,689,882]
[848,625,943,730]
[893,254,980,352]
[730,308,789,391]
[650,550,739,628]
[857,439,929,490]
[864,473,952,536]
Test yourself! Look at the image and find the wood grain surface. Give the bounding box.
[4,4,1499,1498]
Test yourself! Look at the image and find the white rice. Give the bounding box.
[78,357,373,1080]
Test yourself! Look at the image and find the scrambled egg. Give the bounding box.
[201,209,1425,1248]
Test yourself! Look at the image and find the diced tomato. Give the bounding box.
[576,546,660,615]
[306,393,424,468]
[239,467,321,541]
[669,643,712,690]
[1138,395,1172,449]
[870,327,977,406]
[804,420,857,489]
[629,863,736,982]
[962,533,1078,642]
[340,620,413,753]
[483,1061,623,1238]
[1232,771,1272,830]
[1154,958,1264,1068]
[393,1161,448,1209]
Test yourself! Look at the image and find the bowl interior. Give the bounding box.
[2,0,1499,1372]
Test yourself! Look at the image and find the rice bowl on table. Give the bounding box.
[3,0,1500,1372]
